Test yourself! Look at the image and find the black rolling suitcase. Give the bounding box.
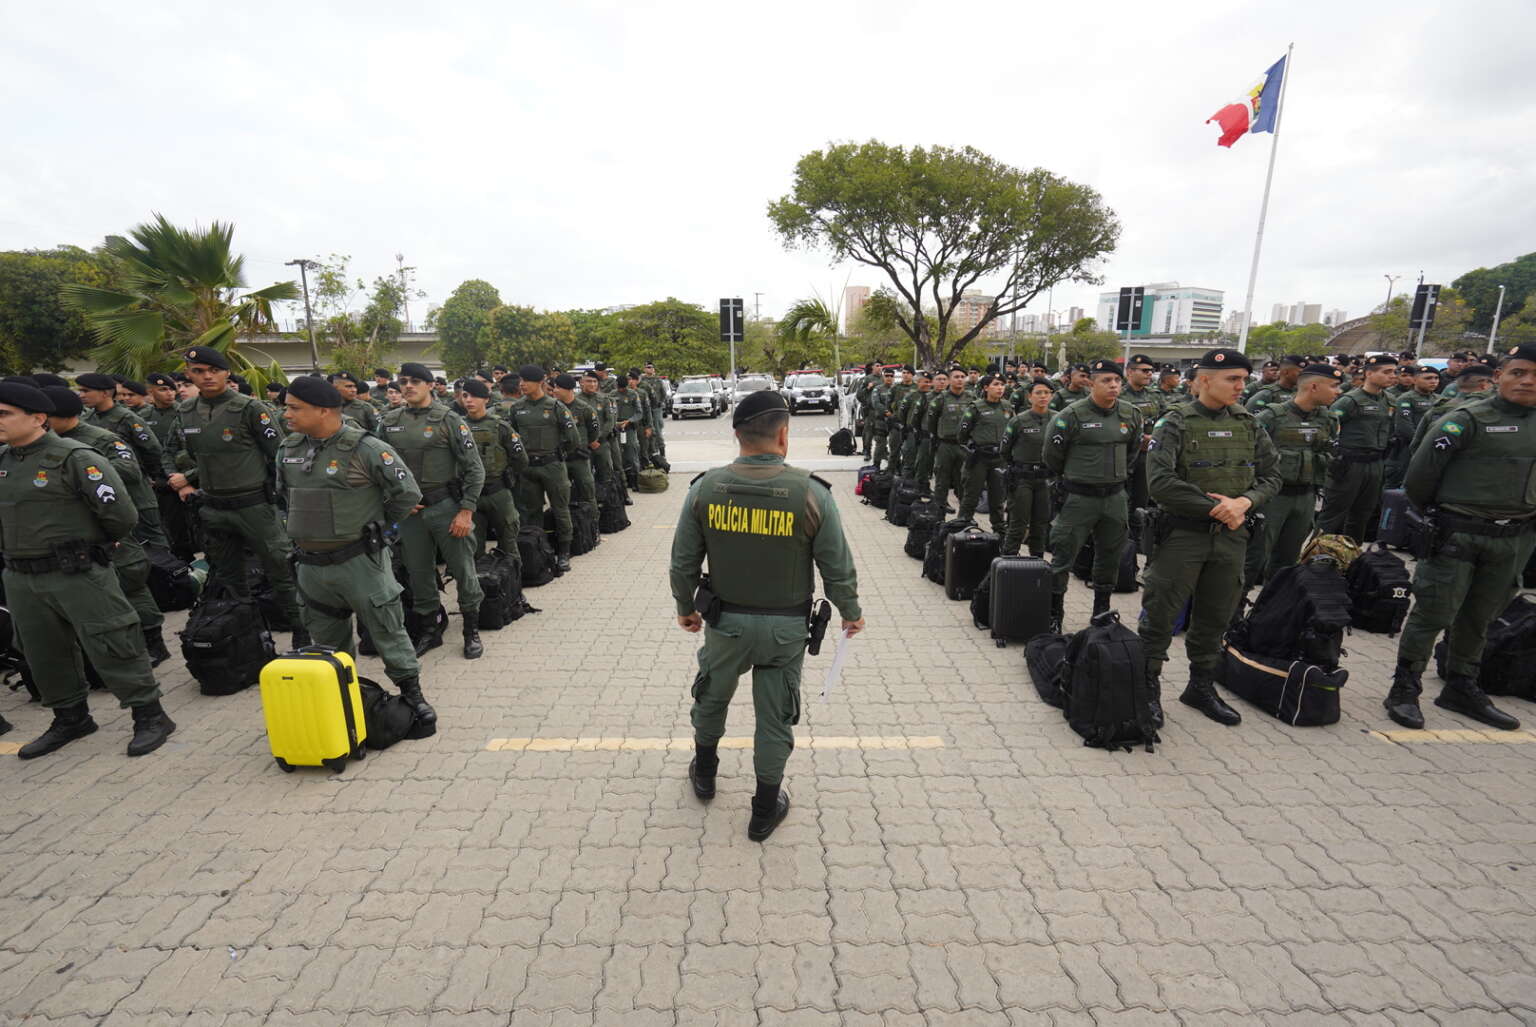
[885,478,921,526]
[905,500,941,559]
[943,527,999,601]
[989,555,1052,646]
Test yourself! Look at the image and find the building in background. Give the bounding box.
[952,291,996,335]
[1324,308,1349,327]
[1271,301,1324,325]
[1270,303,1289,325]
[842,285,870,334]
[1095,283,1223,337]
[1223,310,1248,335]
[1066,306,1085,326]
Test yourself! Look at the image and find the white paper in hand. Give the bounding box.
[820,629,854,702]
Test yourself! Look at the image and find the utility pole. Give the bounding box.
[1489,284,1508,354]
[396,253,412,332]
[1382,273,1401,314]
[285,258,320,372]
[753,292,763,320]
[1408,271,1423,348]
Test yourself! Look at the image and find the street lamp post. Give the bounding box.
[286,258,320,372]
[1382,273,1401,315]
[1489,284,1508,353]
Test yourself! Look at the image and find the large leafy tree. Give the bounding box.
[1453,252,1536,335]
[62,214,297,383]
[768,141,1119,367]
[0,246,107,372]
[435,279,502,375]
[481,305,576,372]
[1365,289,1471,356]
[605,298,725,377]
[765,298,839,375]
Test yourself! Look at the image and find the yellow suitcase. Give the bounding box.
[259,647,367,773]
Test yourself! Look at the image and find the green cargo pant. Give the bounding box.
[932,441,967,510]
[1138,524,1248,677]
[1262,488,1318,577]
[1318,458,1384,542]
[621,429,643,481]
[1396,530,1536,677]
[566,455,598,520]
[914,437,935,491]
[859,410,873,457]
[200,500,300,622]
[887,425,904,471]
[958,455,1005,532]
[474,486,521,557]
[297,549,420,686]
[516,460,572,549]
[871,429,891,472]
[899,429,919,478]
[1003,477,1051,556]
[605,434,623,483]
[690,611,806,784]
[398,496,482,617]
[7,564,160,709]
[592,440,615,483]
[113,543,164,632]
[1048,491,1129,595]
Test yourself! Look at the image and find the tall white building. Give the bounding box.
[1095,283,1223,337]
[1324,308,1349,327]
[842,285,871,334]
[1066,306,1085,326]
[1270,303,1289,325]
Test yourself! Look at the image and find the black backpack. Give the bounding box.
[517,525,558,587]
[549,507,598,556]
[145,543,198,612]
[180,583,275,696]
[865,471,895,508]
[885,479,921,526]
[904,500,942,559]
[1025,632,1070,709]
[1345,547,1412,635]
[598,477,630,534]
[970,570,992,629]
[1061,611,1158,752]
[828,428,856,456]
[1436,595,1536,698]
[922,518,974,585]
[1230,562,1353,669]
[359,678,418,749]
[476,549,525,630]
[247,561,296,633]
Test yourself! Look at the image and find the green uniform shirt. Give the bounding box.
[175,390,283,493]
[506,394,579,458]
[276,424,423,548]
[566,393,603,449]
[957,398,1014,447]
[1255,399,1336,488]
[465,412,529,483]
[1395,389,1439,434]
[1122,385,1164,431]
[84,401,164,478]
[1049,386,1088,412]
[1407,394,1536,522]
[142,402,181,447]
[1245,382,1297,414]
[613,387,648,432]
[1329,387,1397,454]
[1043,397,1143,485]
[0,430,138,557]
[1146,400,1281,517]
[924,389,972,440]
[1002,409,1052,466]
[341,398,379,435]
[57,421,156,526]
[377,403,485,510]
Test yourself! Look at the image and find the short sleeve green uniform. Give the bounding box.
[925,389,972,510]
[956,396,1014,529]
[1000,408,1053,556]
[1043,397,1143,597]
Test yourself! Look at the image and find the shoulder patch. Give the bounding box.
[1442,420,1463,435]
[1054,418,1067,428]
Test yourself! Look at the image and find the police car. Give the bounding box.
[782,370,836,414]
[670,376,723,419]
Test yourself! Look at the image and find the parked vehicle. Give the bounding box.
[670,378,720,418]
[782,370,837,414]
[732,375,774,407]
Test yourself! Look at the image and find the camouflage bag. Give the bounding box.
[1297,532,1361,572]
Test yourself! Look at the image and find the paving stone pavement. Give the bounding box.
[5,462,1536,1025]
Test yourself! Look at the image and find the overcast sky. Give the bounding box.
[4,0,1532,339]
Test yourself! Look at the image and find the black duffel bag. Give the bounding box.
[145,543,198,612]
[181,583,275,696]
[1220,643,1346,726]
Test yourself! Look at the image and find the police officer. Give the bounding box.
[330,371,379,434]
[370,369,394,410]
[669,390,864,841]
[1139,349,1281,727]
[553,373,603,528]
[886,366,914,470]
[1383,345,1536,732]
[897,372,932,481]
[614,371,649,489]
[855,362,881,458]
[77,372,165,478]
[580,370,619,484]
[1043,359,1142,626]
[1243,360,1280,401]
[277,376,436,726]
[1049,365,1091,411]
[0,382,176,759]
[1318,354,1398,540]
[1000,378,1055,557]
[640,362,671,471]
[461,378,529,558]
[956,374,1013,530]
[866,367,895,471]
[1245,354,1304,413]
[506,365,579,572]
[926,369,972,512]
[379,361,486,659]
[1122,355,1164,511]
[1410,362,1496,452]
[1254,364,1343,576]
[167,346,305,644]
[1386,365,1443,487]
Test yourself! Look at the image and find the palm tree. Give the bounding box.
[63,214,298,384]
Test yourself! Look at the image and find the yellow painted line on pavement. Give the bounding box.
[0,741,18,756]
[1367,728,1536,745]
[485,735,943,752]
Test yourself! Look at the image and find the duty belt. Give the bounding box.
[1337,448,1385,464]
[1010,463,1050,480]
[292,535,374,566]
[719,599,814,619]
[1437,511,1536,538]
[420,484,459,507]
[938,436,959,444]
[2,546,109,574]
[1062,480,1124,497]
[201,488,268,510]
[527,452,560,467]
[480,476,507,496]
[1165,513,1239,534]
[1279,483,1318,495]
[565,450,590,462]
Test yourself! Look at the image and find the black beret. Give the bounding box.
[41,385,82,416]
[146,372,175,388]
[1184,366,1199,380]
[626,369,642,381]
[627,367,644,379]
[1458,362,1496,379]
[643,361,656,369]
[0,381,54,414]
[1262,360,1280,369]
[733,389,788,427]
[978,374,996,389]
[1072,364,1090,374]
[182,346,229,370]
[1196,349,1253,373]
[1127,354,1156,369]
[1030,377,1054,389]
[1088,359,1123,378]
[355,381,370,394]
[1280,354,1306,367]
[329,371,359,385]
[518,365,545,382]
[373,368,392,378]
[881,366,895,376]
[552,373,577,390]
[1159,365,1178,375]
[399,362,434,383]
[32,373,68,388]
[286,375,342,408]
[75,372,117,391]
[593,361,607,371]
[581,369,599,381]
[4,375,36,385]
[461,379,491,400]
[1298,364,1345,382]
[1362,354,1398,368]
[1501,344,1536,365]
[492,365,508,373]
[119,379,147,396]
[475,370,494,382]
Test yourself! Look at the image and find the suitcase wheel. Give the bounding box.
[274,757,294,774]
[995,640,1006,649]
[352,744,366,760]
[322,757,348,774]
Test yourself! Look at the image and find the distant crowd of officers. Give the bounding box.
[854,345,1536,733]
[0,350,675,760]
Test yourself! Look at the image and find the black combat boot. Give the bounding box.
[1049,592,1065,634]
[1436,674,1520,730]
[462,619,483,660]
[747,779,790,842]
[1383,661,1425,729]
[555,545,572,574]
[1091,589,1111,618]
[689,744,718,801]
[408,606,447,657]
[143,627,171,668]
[1147,672,1165,729]
[18,701,96,760]
[126,700,176,757]
[1179,670,1241,726]
[397,677,437,726]
[0,712,11,736]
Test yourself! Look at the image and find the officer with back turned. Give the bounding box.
[379,361,486,660]
[277,376,436,727]
[0,382,177,760]
[1382,345,1536,732]
[1318,353,1398,541]
[1138,349,1281,728]
[461,378,529,559]
[552,372,604,530]
[1253,364,1342,577]
[507,365,579,571]
[670,389,864,842]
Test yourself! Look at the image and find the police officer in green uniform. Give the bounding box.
[1254,364,1342,576]
[277,376,436,726]
[670,390,864,841]
[896,372,930,480]
[925,369,972,511]
[1043,359,1143,626]
[1409,363,1495,453]
[854,362,880,458]
[330,371,379,434]
[640,362,671,471]
[1138,349,1281,727]
[1000,379,1055,557]
[370,369,394,411]
[378,362,486,660]
[956,374,1013,530]
[141,371,182,446]
[1318,354,1398,540]
[867,367,897,471]
[1122,355,1165,511]
[1245,354,1304,413]
[1157,365,1182,399]
[614,371,649,489]
[580,370,619,484]
[1049,365,1091,411]
[461,378,529,558]
[1243,360,1280,401]
[0,382,177,760]
[77,372,166,479]
[886,366,914,470]
[553,373,603,529]
[507,365,579,571]
[1385,365,1442,488]
[911,373,941,488]
[167,347,305,645]
[142,370,198,561]
[1382,345,1536,732]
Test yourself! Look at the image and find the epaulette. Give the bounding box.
[689,471,706,486]
[810,473,832,491]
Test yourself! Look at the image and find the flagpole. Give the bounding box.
[1236,42,1294,354]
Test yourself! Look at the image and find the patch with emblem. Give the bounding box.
[1147,438,1159,450]
[259,412,271,425]
[381,451,395,464]
[85,465,103,481]
[396,469,407,480]
[325,460,340,475]
[112,442,131,459]
[1487,425,1519,433]
[1442,421,1463,435]
[32,470,46,488]
[423,426,434,438]
[221,427,234,442]
[96,483,116,502]
[1434,437,1453,450]
[1119,422,1129,434]
[1051,434,1064,444]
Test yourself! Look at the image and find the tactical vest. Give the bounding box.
[180,392,270,493]
[965,400,1012,446]
[693,461,816,608]
[1123,386,1162,428]
[1263,401,1331,487]
[1007,410,1050,464]
[468,416,508,477]
[1396,390,1437,429]
[931,392,969,439]
[144,404,180,445]
[380,405,456,487]
[567,396,598,446]
[1173,403,1259,497]
[1334,390,1394,452]
[1060,399,1135,484]
[0,436,110,555]
[1248,383,1296,411]
[279,428,386,546]
[508,397,562,455]
[613,389,644,429]
[1434,398,1536,518]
